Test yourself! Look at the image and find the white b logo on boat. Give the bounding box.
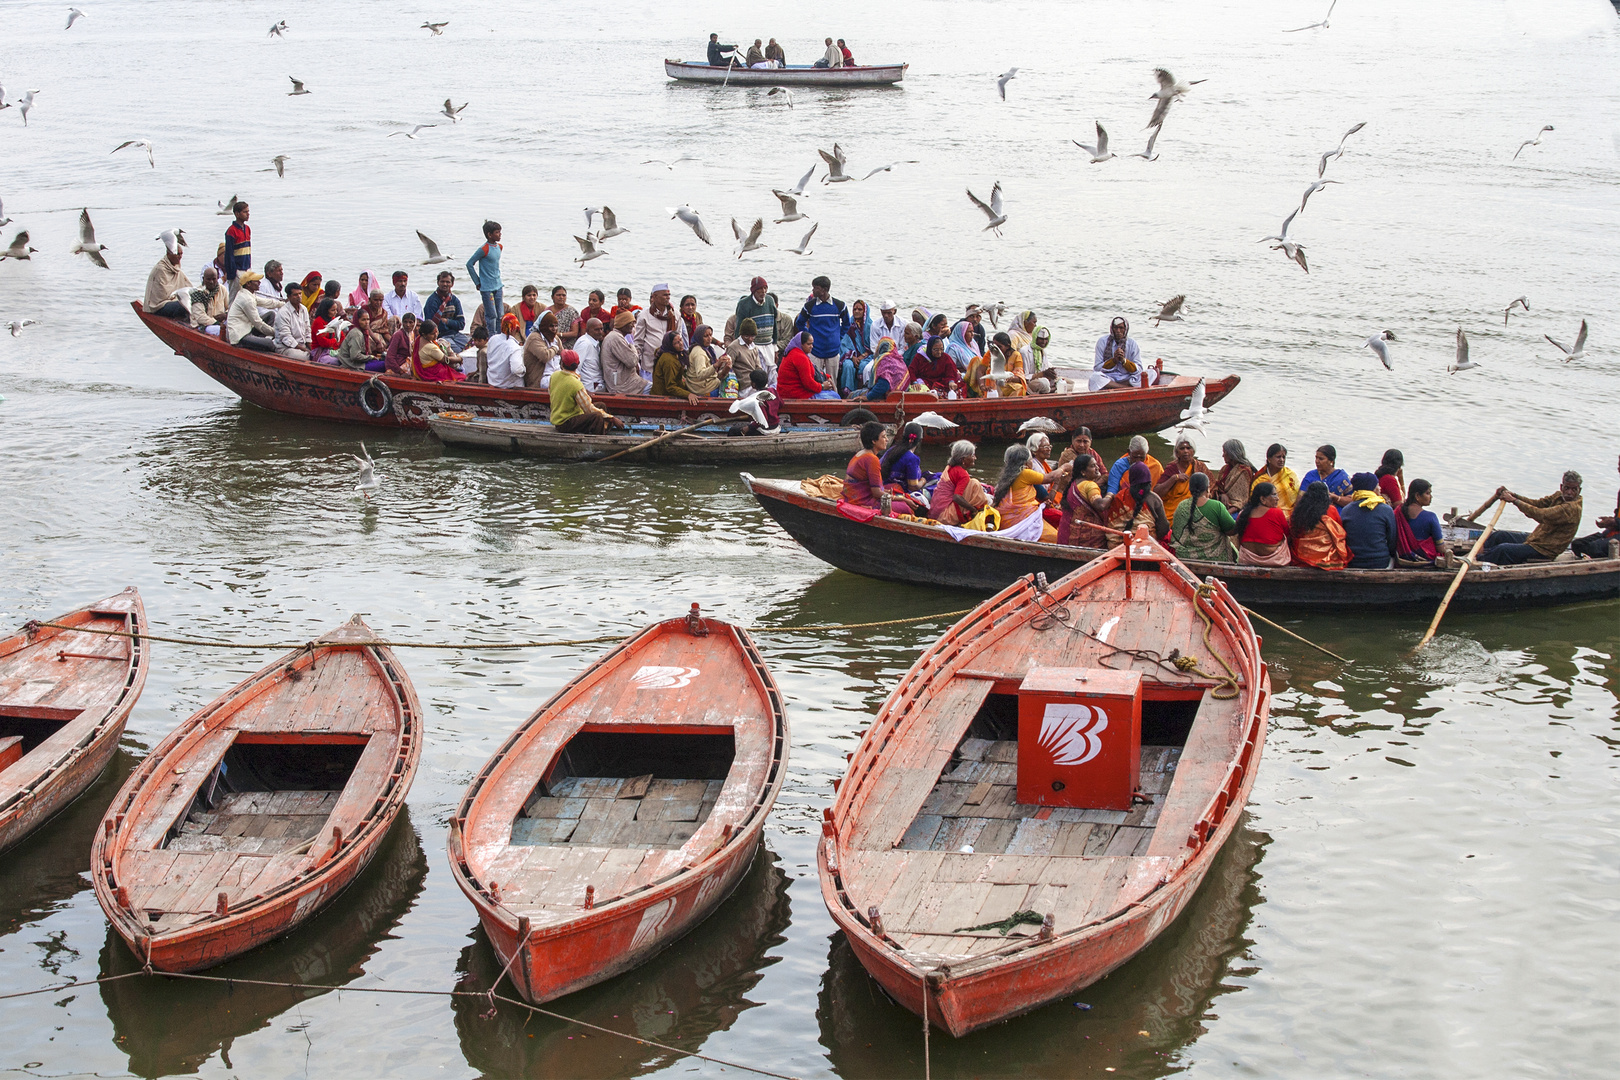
[631,665,701,689]
[1039,704,1109,766]
[629,897,677,949]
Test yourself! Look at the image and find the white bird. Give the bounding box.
[783,163,816,195]
[1513,125,1553,161]
[1545,319,1588,362]
[573,234,606,265]
[1362,329,1396,370]
[65,7,86,29]
[996,67,1018,100]
[271,154,289,177]
[441,99,467,122]
[216,193,238,215]
[583,207,600,231]
[0,80,8,113]
[1502,296,1529,325]
[1259,209,1309,272]
[728,390,777,432]
[858,161,914,181]
[966,182,1007,235]
[1017,416,1064,435]
[70,208,108,268]
[732,216,766,259]
[389,124,437,140]
[287,77,310,96]
[2,231,38,260]
[640,156,697,169]
[416,230,450,264]
[18,90,41,126]
[421,21,448,35]
[1316,121,1366,177]
[1448,328,1477,373]
[350,443,379,499]
[8,319,39,337]
[1130,126,1161,161]
[1284,0,1336,32]
[1177,378,1208,433]
[1072,122,1116,163]
[667,205,712,245]
[1297,179,1341,216]
[783,221,818,255]
[1153,295,1186,325]
[596,206,628,240]
[0,197,9,227]
[766,86,793,108]
[155,228,186,253]
[111,139,154,167]
[1148,68,1204,129]
[1259,207,1300,245]
[977,302,1007,328]
[268,20,288,37]
[908,412,958,430]
[818,143,850,182]
[772,190,807,223]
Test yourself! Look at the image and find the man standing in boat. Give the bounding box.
[707,33,738,66]
[794,275,851,383]
[735,276,779,372]
[223,201,251,299]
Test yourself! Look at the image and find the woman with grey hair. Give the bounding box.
[993,444,1059,542]
[928,440,988,526]
[1104,434,1162,496]
[1215,438,1257,514]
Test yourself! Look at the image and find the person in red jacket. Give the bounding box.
[776,332,835,399]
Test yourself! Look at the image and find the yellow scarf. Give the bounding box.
[1350,488,1386,510]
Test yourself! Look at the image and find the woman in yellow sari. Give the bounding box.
[1251,442,1300,511]
[992,444,1059,542]
[989,332,1029,397]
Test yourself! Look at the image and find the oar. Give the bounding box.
[1240,607,1351,664]
[588,417,729,465]
[1449,491,1500,528]
[1417,498,1506,649]
[722,54,737,87]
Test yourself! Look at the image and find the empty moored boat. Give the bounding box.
[449,605,787,1004]
[819,528,1270,1035]
[92,615,421,972]
[0,588,148,854]
[428,412,861,464]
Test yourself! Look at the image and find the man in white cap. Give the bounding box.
[143,231,192,321]
[870,299,906,352]
[634,283,685,382]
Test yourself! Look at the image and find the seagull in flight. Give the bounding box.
[573,234,607,265]
[441,99,467,122]
[71,208,108,268]
[1285,0,1336,32]
[966,182,1007,236]
[271,154,289,177]
[996,67,1018,100]
[216,193,238,215]
[782,163,816,195]
[732,216,766,259]
[1448,328,1477,373]
[858,160,914,181]
[65,7,86,29]
[1502,296,1529,325]
[1072,122,1116,163]
[668,205,712,245]
[1130,127,1162,161]
[416,230,451,264]
[155,228,188,250]
[1259,209,1308,272]
[1154,295,1186,325]
[766,86,793,108]
[595,206,628,240]
[18,90,41,126]
[389,124,437,140]
[640,155,697,169]
[818,143,851,182]
[421,21,448,35]
[350,444,379,499]
[268,20,288,37]
[112,139,155,167]
[1,231,38,260]
[1317,121,1366,177]
[784,221,818,256]
[1297,179,1341,216]
[0,197,9,228]
[1148,68,1204,129]
[8,318,39,337]
[1513,125,1553,160]
[772,190,808,223]
[1544,319,1588,362]
[1177,378,1208,434]
[1362,329,1396,369]
[287,77,311,96]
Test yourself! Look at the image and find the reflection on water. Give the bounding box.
[98,812,427,1077]
[453,843,791,1078]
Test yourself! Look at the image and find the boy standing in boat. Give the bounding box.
[794,275,850,382]
[465,221,503,336]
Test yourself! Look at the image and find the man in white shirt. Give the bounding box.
[226,272,278,351]
[574,317,606,391]
[261,260,287,304]
[484,321,527,388]
[272,281,312,359]
[870,300,907,352]
[383,270,425,324]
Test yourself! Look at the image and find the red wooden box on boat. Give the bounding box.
[0,588,148,855]
[818,528,1270,1036]
[449,606,787,1005]
[1015,666,1142,812]
[91,615,421,972]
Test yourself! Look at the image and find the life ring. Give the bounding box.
[358,377,393,418]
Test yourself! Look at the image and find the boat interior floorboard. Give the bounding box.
[896,741,1181,857]
[512,775,723,850]
[166,790,340,854]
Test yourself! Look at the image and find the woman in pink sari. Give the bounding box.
[348,270,381,311]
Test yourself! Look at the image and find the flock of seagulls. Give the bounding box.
[1253,122,1364,274]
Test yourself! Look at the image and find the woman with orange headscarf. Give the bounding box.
[298,271,324,312]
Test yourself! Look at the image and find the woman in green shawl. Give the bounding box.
[1170,472,1238,562]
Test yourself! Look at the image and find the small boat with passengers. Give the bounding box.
[428,411,860,464]
[664,59,907,87]
[819,526,1270,1035]
[742,474,1620,609]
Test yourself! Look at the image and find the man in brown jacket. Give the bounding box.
[1481,471,1583,564]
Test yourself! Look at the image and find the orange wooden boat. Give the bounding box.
[1,588,148,855]
[449,605,787,1004]
[819,527,1270,1036]
[91,615,421,972]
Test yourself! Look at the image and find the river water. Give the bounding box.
[2,0,1618,1077]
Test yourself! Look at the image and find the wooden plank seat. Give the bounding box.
[167,790,342,854]
[511,776,724,849]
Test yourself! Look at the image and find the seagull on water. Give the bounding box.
[416,230,450,264]
[573,234,607,265]
[1502,296,1529,325]
[8,318,39,337]
[389,124,437,139]
[442,99,467,122]
[782,164,816,195]
[772,190,808,223]
[1448,328,1478,373]
[1177,378,1208,433]
[1153,295,1186,325]
[1363,329,1396,370]
[1,231,37,260]
[996,67,1018,100]
[595,206,628,240]
[287,77,310,96]
[65,7,86,29]
[766,86,793,107]
[421,21,448,35]
[18,90,41,126]
[1297,179,1341,216]
[732,216,766,259]
[1148,68,1203,129]
[271,154,289,177]
[1285,0,1336,32]
[967,182,1007,236]
[268,20,288,37]
[1130,127,1162,161]
[112,139,155,167]
[1317,121,1366,177]
[1544,319,1588,362]
[668,205,712,245]
[783,221,818,256]
[1072,122,1116,163]
[1513,125,1553,160]
[71,208,108,268]
[350,444,379,499]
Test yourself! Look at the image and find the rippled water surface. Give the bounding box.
[2,0,1618,1077]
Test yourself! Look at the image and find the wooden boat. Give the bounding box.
[428,411,860,463]
[819,528,1270,1035]
[91,615,421,972]
[0,588,148,855]
[743,474,1620,609]
[133,302,1238,442]
[665,59,907,87]
[449,606,787,1004]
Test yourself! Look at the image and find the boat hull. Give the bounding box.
[134,303,1236,442]
[429,414,860,463]
[664,60,906,86]
[743,475,1620,609]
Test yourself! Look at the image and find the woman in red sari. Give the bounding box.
[1235,481,1292,566]
[1375,448,1405,506]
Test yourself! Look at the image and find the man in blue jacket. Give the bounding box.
[1339,472,1398,569]
[423,271,468,349]
[793,275,850,381]
[465,220,503,333]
